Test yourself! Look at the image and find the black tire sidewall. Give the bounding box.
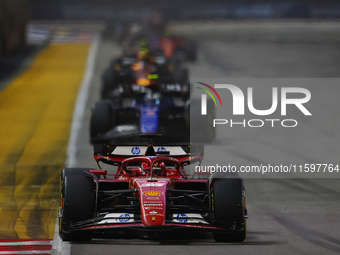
[59,168,94,241]
[90,100,114,138]
[210,175,246,242]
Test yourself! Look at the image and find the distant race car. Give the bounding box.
[159,35,197,62]
[100,48,189,99]
[92,40,214,145]
[90,91,190,144]
[119,13,198,63]
[91,47,191,144]
[59,134,247,242]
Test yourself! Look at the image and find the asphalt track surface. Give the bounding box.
[69,22,340,255]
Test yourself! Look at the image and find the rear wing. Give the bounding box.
[93,143,204,166]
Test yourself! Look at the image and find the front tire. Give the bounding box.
[210,173,246,242]
[59,168,94,241]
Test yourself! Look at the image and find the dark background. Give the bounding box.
[28,0,340,21]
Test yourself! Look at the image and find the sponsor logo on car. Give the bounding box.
[131,147,141,155]
[143,191,162,196]
[157,147,166,152]
[176,213,188,223]
[145,207,163,210]
[147,196,160,200]
[146,110,156,116]
[172,213,209,224]
[144,202,164,206]
[119,213,132,223]
[97,213,135,224]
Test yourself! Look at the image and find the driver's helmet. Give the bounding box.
[153,162,166,176]
[144,91,161,106]
[144,91,153,105]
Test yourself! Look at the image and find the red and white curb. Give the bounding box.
[0,239,52,254]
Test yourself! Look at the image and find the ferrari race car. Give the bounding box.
[59,134,247,242]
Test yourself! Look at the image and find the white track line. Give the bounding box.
[52,33,100,255]
[66,33,100,168]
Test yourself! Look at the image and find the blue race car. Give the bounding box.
[90,90,189,144]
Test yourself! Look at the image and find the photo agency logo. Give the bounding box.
[196,82,312,128]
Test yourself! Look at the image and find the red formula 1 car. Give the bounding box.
[59,135,247,242]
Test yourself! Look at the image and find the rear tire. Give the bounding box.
[59,168,94,241]
[101,60,120,98]
[90,100,114,141]
[210,173,246,242]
